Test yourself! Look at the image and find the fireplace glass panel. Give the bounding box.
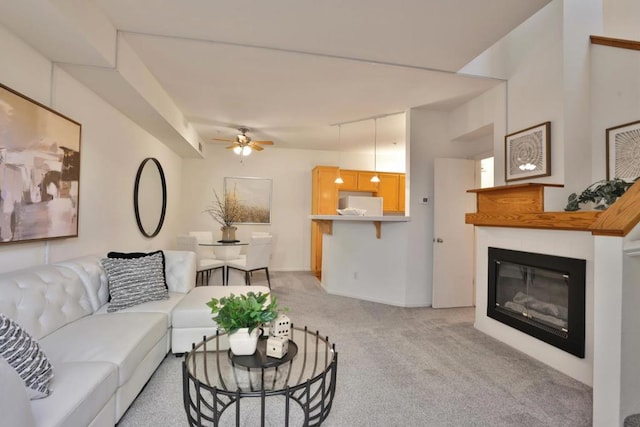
[495,261,569,334]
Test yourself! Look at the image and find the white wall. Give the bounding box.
[459,0,602,210]
[0,22,183,273]
[604,0,640,41]
[590,45,640,180]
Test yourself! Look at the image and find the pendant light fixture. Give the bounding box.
[370,118,380,183]
[334,124,344,184]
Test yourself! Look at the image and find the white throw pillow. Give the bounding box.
[101,251,169,312]
[0,313,53,399]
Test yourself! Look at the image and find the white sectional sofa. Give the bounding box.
[0,250,197,427]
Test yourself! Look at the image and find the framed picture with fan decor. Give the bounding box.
[505,121,551,182]
[606,120,640,181]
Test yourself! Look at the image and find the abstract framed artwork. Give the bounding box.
[606,120,640,181]
[224,176,272,224]
[0,82,82,244]
[505,121,551,182]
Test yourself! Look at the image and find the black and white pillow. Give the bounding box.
[101,251,169,312]
[107,250,168,290]
[0,313,53,399]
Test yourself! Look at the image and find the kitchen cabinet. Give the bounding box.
[378,173,400,212]
[337,169,358,191]
[398,174,406,212]
[356,171,380,192]
[311,166,340,277]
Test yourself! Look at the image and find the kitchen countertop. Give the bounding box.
[309,215,410,222]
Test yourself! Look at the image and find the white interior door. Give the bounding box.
[432,158,477,308]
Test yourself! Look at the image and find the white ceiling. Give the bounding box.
[3,0,552,153]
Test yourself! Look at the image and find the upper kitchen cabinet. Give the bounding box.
[378,172,401,213]
[312,166,339,214]
[355,171,380,192]
[337,169,358,191]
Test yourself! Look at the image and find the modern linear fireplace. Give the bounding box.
[487,247,586,358]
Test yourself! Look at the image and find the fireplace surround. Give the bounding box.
[487,247,586,358]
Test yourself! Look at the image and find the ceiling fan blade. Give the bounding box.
[212,137,236,143]
[225,144,237,149]
[252,140,274,145]
[251,144,264,151]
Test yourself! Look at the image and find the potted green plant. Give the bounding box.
[564,177,638,211]
[204,189,242,242]
[206,291,280,355]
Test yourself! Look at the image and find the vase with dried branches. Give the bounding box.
[204,189,242,242]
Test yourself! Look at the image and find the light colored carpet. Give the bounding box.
[118,271,592,426]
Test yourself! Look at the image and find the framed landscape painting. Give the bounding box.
[224,177,272,224]
[0,83,82,244]
[606,120,640,181]
[505,121,551,182]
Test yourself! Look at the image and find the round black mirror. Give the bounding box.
[134,157,167,238]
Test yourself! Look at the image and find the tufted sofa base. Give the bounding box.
[0,250,203,427]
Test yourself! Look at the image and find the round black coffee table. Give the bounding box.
[182,325,338,426]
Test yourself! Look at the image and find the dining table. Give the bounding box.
[198,241,248,260]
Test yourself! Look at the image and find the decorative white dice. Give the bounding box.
[266,335,289,358]
[269,314,291,338]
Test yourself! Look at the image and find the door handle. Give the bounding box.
[435,238,444,243]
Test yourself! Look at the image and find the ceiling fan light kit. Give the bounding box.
[211,127,273,156]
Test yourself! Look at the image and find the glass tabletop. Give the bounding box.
[184,326,335,392]
[198,241,248,246]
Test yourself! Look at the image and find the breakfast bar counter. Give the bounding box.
[310,215,419,307]
[310,215,410,239]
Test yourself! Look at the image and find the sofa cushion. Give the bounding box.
[107,250,168,290]
[101,252,169,312]
[31,361,117,427]
[0,265,92,340]
[0,314,53,399]
[163,250,197,294]
[39,312,167,386]
[172,285,271,328]
[94,292,185,329]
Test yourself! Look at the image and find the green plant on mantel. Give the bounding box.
[206,292,281,334]
[564,177,638,211]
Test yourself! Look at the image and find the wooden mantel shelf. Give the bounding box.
[466,183,603,233]
[466,211,602,232]
[466,181,640,236]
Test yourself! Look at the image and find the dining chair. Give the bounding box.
[176,234,225,286]
[188,231,216,259]
[225,235,272,288]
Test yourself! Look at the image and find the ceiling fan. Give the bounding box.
[211,127,274,156]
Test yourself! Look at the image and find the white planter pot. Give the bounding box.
[228,327,260,355]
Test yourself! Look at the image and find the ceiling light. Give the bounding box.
[233,146,242,155]
[335,124,344,184]
[241,146,252,156]
[371,118,380,183]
